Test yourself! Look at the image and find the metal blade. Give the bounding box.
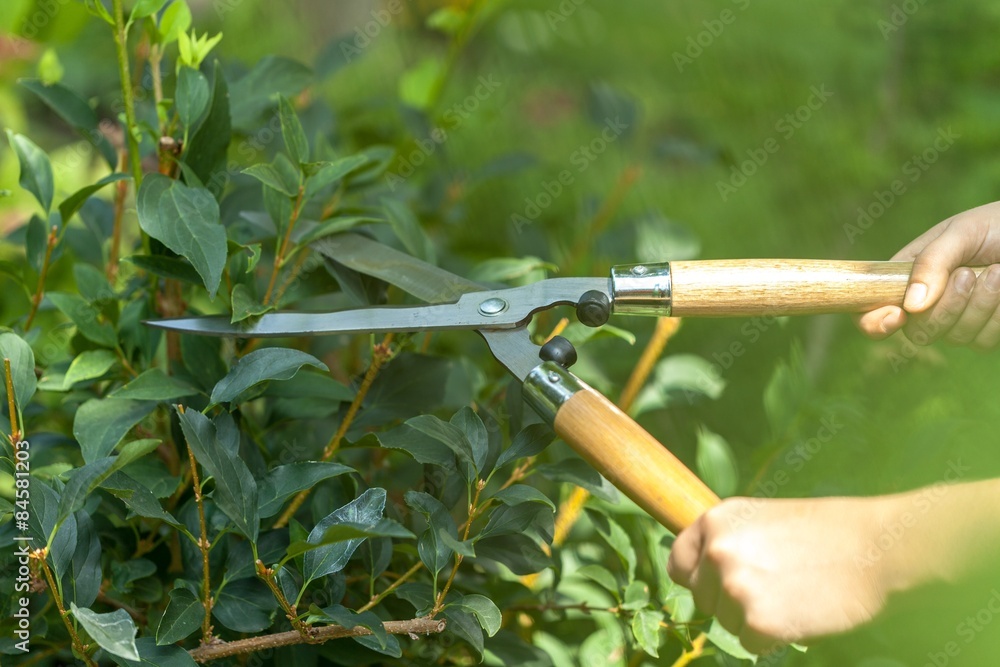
[478,327,543,382]
[146,277,610,338]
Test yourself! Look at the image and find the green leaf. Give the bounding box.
[495,423,555,470]
[479,502,551,540]
[229,56,312,131]
[71,603,140,661]
[405,414,476,480]
[210,347,328,405]
[278,95,308,165]
[383,198,434,262]
[442,607,484,657]
[307,604,387,648]
[230,283,273,323]
[74,399,156,463]
[5,130,53,213]
[59,173,128,224]
[0,332,37,409]
[577,564,619,595]
[369,423,456,469]
[137,174,227,299]
[450,407,488,475]
[57,439,160,527]
[109,369,200,401]
[303,488,386,583]
[632,355,726,416]
[132,0,169,20]
[212,579,276,633]
[111,638,198,667]
[47,292,118,347]
[492,484,556,511]
[468,256,557,283]
[177,409,259,542]
[258,461,355,517]
[405,491,457,577]
[102,472,182,527]
[451,594,501,637]
[19,79,116,166]
[587,510,637,580]
[158,0,191,43]
[175,66,210,130]
[123,254,203,285]
[622,580,650,611]
[156,588,203,645]
[242,163,299,197]
[185,61,231,191]
[303,155,369,198]
[286,518,413,559]
[398,57,444,111]
[631,608,663,657]
[473,534,550,575]
[707,618,758,661]
[61,350,117,389]
[696,427,738,497]
[536,459,619,503]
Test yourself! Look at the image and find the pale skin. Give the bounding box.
[667,201,1000,653]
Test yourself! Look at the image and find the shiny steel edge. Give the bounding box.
[522,361,587,423]
[610,261,672,316]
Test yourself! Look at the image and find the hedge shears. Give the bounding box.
[147,233,950,534]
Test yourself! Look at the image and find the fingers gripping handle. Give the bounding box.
[524,362,720,534]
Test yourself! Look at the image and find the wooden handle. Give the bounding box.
[668,260,984,317]
[553,386,720,534]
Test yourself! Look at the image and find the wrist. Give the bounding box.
[870,490,952,595]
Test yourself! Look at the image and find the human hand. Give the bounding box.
[666,497,896,654]
[855,201,1000,348]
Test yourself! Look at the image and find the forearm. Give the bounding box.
[880,477,1000,593]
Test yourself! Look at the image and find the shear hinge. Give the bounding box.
[610,261,672,316]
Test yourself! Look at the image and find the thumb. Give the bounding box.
[904,232,972,313]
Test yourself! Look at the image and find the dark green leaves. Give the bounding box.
[210,347,328,405]
[57,439,160,527]
[302,488,386,584]
[19,79,116,166]
[177,409,259,542]
[257,462,355,517]
[137,174,226,298]
[6,130,53,213]
[71,604,140,661]
[278,95,308,165]
[176,67,211,130]
[0,332,36,410]
[109,369,200,401]
[74,399,156,463]
[47,292,117,347]
[156,588,204,645]
[449,594,501,637]
[405,491,457,577]
[495,423,555,470]
[59,173,129,224]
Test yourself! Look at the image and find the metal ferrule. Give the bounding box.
[523,361,587,423]
[610,262,672,316]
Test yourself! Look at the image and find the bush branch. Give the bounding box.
[273,334,396,528]
[111,0,143,186]
[34,549,97,667]
[181,418,215,645]
[24,225,57,331]
[187,617,446,663]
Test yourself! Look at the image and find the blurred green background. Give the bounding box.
[4,0,1000,663]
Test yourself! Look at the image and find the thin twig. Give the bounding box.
[263,186,305,306]
[255,560,310,636]
[187,617,446,663]
[107,151,128,282]
[357,562,423,613]
[181,411,215,645]
[273,334,397,528]
[24,225,57,331]
[432,479,484,615]
[35,549,97,667]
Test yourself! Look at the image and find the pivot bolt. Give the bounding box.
[631,265,648,276]
[577,290,611,327]
[478,297,508,316]
[539,335,578,368]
